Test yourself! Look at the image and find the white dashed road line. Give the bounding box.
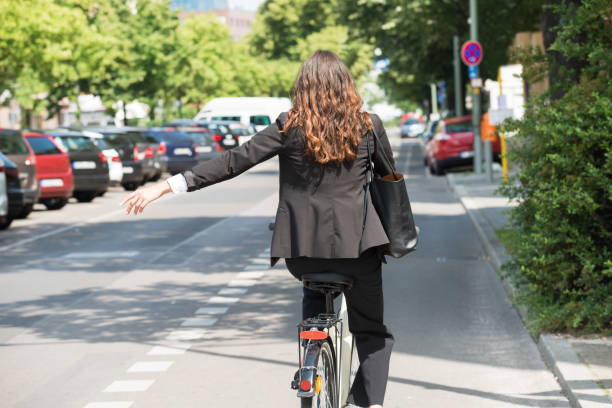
[208,296,240,304]
[147,344,191,356]
[104,380,155,393]
[195,307,229,315]
[228,279,257,287]
[166,329,207,341]
[180,317,218,327]
[127,361,174,373]
[219,288,248,295]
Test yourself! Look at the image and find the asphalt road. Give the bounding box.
[0,136,570,408]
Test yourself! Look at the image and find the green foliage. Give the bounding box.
[248,0,374,86]
[340,0,545,107]
[500,0,612,335]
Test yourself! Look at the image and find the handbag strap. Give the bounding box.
[370,124,398,178]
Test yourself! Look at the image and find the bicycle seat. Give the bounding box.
[301,273,354,293]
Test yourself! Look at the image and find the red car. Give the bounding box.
[424,115,500,175]
[24,132,74,210]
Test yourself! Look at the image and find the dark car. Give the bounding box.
[89,128,145,191]
[123,128,163,181]
[173,126,221,162]
[144,128,197,174]
[193,121,240,151]
[24,132,74,210]
[0,152,25,229]
[47,131,110,202]
[0,129,39,218]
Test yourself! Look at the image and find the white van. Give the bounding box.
[194,97,292,132]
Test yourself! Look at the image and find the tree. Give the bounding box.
[340,0,545,110]
[248,0,373,86]
[500,0,612,334]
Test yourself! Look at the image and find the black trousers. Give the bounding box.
[286,248,394,407]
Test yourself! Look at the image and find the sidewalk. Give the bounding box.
[447,171,612,408]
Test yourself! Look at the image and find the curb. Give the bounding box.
[538,334,612,408]
[446,173,609,408]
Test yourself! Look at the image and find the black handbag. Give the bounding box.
[363,127,418,257]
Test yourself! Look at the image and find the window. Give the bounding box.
[25,137,62,155]
[0,130,28,154]
[212,116,241,122]
[250,115,271,126]
[54,136,97,152]
[445,121,473,133]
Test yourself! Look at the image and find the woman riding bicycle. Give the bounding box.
[121,50,395,408]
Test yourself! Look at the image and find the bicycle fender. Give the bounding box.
[296,341,320,397]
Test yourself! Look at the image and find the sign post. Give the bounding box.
[466,0,485,176]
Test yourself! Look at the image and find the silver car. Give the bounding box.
[0,157,8,229]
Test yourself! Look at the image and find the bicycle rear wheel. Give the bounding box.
[301,341,337,408]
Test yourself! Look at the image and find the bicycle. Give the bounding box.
[290,272,360,408]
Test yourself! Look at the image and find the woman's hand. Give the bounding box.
[120,181,172,215]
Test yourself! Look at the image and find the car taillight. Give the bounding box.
[111,155,121,162]
[98,152,107,163]
[157,141,167,155]
[212,134,222,142]
[133,145,139,162]
[145,147,154,158]
[0,163,4,172]
[5,168,18,179]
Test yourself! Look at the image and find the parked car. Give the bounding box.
[177,126,221,162]
[88,128,145,191]
[123,128,164,181]
[424,115,501,175]
[0,157,8,229]
[24,132,74,210]
[144,128,197,174]
[47,130,110,202]
[82,131,123,186]
[421,120,439,144]
[0,152,24,229]
[400,117,425,138]
[193,121,240,151]
[0,129,39,218]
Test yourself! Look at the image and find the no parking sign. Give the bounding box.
[461,41,483,66]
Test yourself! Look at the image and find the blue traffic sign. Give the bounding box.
[468,65,478,79]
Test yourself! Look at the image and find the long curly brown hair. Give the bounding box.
[283,50,372,164]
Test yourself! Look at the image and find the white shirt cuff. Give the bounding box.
[167,174,188,194]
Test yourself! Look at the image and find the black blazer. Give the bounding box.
[181,112,395,266]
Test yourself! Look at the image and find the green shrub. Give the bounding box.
[500,0,611,335]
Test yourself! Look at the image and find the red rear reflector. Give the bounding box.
[133,146,139,162]
[300,330,328,340]
[300,380,311,391]
[157,141,167,155]
[212,134,222,141]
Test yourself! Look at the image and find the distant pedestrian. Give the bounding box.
[121,50,395,408]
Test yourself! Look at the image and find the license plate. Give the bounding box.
[197,146,212,153]
[460,151,474,158]
[174,148,192,156]
[223,139,236,146]
[40,178,64,187]
[73,161,96,169]
[123,166,134,174]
